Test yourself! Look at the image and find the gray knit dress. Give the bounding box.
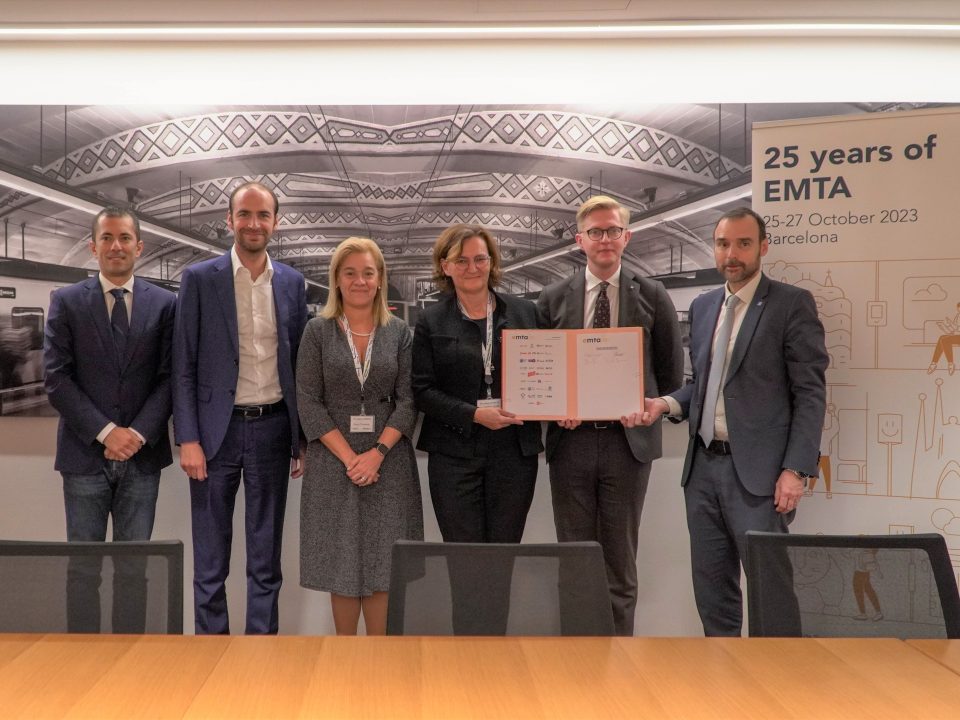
[296,315,423,596]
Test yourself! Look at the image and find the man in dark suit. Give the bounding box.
[536,195,683,635]
[173,181,307,635]
[44,206,176,632]
[641,207,828,636]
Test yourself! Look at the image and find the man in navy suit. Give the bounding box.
[641,207,828,636]
[173,181,307,635]
[44,207,176,632]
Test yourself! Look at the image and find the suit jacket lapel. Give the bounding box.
[725,274,770,383]
[212,252,239,355]
[618,271,638,327]
[86,277,119,372]
[121,278,152,370]
[695,290,724,409]
[272,264,290,359]
[563,274,586,329]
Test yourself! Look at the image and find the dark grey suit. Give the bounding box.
[671,273,828,635]
[537,269,683,635]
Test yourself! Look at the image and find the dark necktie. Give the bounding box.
[699,294,741,446]
[593,281,610,329]
[110,288,129,362]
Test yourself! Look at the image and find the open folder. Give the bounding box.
[501,327,644,421]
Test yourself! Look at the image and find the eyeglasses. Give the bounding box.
[448,254,491,270]
[584,226,625,241]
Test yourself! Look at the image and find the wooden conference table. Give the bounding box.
[2,634,960,719]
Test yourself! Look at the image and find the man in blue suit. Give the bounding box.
[44,207,176,632]
[173,181,307,635]
[641,207,828,636]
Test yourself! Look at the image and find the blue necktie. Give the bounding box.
[110,288,129,363]
[699,294,741,446]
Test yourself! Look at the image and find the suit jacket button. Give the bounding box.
[228,389,235,396]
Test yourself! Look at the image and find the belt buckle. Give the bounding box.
[238,404,264,418]
[708,439,729,455]
[593,422,609,429]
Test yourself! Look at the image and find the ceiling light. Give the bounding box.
[0,22,958,42]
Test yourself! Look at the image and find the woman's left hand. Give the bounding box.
[347,449,384,486]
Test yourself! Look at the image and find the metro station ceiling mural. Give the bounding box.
[0,102,943,303]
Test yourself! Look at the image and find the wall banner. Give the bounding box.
[754,108,960,580]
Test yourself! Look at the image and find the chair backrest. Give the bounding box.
[745,531,960,639]
[0,540,183,634]
[386,540,615,636]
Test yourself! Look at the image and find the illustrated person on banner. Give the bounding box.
[639,206,828,637]
[44,207,176,632]
[173,181,308,635]
[536,195,683,636]
[928,301,960,375]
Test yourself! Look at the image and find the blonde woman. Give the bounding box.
[296,237,422,635]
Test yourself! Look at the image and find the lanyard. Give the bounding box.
[458,293,495,399]
[341,315,376,414]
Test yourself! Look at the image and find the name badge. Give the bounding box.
[477,398,501,409]
[350,415,375,433]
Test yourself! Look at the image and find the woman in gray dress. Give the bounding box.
[296,236,422,635]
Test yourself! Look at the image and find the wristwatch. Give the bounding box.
[784,468,815,486]
[374,442,390,457]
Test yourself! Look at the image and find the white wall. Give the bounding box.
[1,32,959,635]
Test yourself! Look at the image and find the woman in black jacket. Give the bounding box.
[413,224,543,546]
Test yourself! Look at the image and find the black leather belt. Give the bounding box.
[580,421,620,430]
[233,400,285,418]
[699,436,732,455]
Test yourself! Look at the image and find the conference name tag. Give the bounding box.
[350,415,375,433]
[477,398,501,409]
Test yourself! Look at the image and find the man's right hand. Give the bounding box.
[636,397,670,426]
[103,427,143,461]
[180,441,208,481]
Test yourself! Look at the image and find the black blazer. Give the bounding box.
[413,290,543,458]
[536,269,684,463]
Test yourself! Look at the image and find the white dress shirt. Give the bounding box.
[583,266,621,329]
[662,270,763,441]
[231,245,282,406]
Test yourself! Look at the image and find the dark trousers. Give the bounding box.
[548,425,650,636]
[190,411,291,635]
[684,444,798,637]
[427,429,537,634]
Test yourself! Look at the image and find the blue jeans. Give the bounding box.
[62,461,160,633]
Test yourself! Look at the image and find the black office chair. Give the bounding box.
[0,540,184,634]
[386,540,615,636]
[745,531,960,639]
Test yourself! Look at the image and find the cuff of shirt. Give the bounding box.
[660,396,682,418]
[129,427,146,445]
[96,422,118,445]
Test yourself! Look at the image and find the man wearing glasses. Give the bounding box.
[537,195,683,635]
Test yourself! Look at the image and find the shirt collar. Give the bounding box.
[585,265,621,292]
[231,244,274,281]
[725,269,763,307]
[98,272,134,295]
